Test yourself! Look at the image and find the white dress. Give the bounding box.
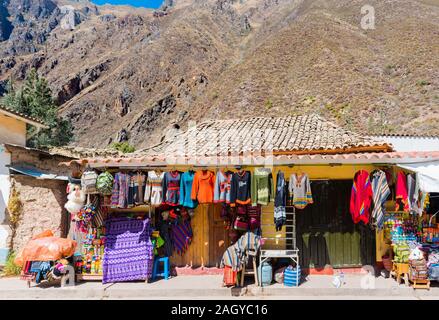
[144,171,165,206]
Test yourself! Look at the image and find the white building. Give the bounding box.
[0,105,47,265]
[370,134,439,152]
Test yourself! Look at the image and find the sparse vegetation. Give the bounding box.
[265,99,273,110]
[2,252,21,277]
[109,142,136,154]
[417,80,431,86]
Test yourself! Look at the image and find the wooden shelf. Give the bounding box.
[76,274,103,281]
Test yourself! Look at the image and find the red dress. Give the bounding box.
[350,170,373,224]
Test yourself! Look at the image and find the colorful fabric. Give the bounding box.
[129,172,146,205]
[96,171,114,195]
[214,170,233,203]
[162,171,181,206]
[230,171,252,205]
[221,231,261,271]
[274,171,287,231]
[251,168,274,206]
[395,172,409,212]
[191,170,216,204]
[350,170,373,224]
[371,170,390,229]
[144,171,165,206]
[103,217,154,283]
[179,171,198,208]
[171,219,193,255]
[110,172,130,208]
[288,173,313,209]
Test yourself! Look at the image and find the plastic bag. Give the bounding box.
[15,235,77,267]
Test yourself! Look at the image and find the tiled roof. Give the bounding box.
[137,114,392,157]
[62,151,439,167]
[48,146,122,159]
[0,105,48,128]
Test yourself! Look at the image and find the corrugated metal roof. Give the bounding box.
[8,164,68,180]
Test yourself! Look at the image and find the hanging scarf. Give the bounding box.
[171,218,193,255]
[350,170,373,224]
[395,172,409,212]
[371,170,390,229]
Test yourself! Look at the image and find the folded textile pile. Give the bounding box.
[393,244,410,263]
[409,259,428,280]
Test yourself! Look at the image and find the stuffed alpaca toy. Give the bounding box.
[65,183,86,215]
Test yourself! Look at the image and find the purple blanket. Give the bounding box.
[103,217,154,283]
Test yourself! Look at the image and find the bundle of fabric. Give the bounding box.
[409,259,428,280]
[393,243,410,263]
[221,231,261,272]
[103,217,154,283]
[428,249,439,267]
[171,218,193,256]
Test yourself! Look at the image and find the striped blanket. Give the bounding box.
[221,232,261,271]
[171,218,193,255]
[371,170,390,229]
[103,217,154,283]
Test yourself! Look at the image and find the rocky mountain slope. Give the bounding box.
[0,0,438,148]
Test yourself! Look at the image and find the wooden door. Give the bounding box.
[171,204,229,268]
[208,204,229,267]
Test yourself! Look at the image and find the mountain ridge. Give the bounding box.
[0,0,438,148]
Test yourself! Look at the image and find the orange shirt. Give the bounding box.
[191,170,215,204]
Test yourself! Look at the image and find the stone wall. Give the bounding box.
[7,145,72,176]
[11,175,68,253]
[5,145,72,253]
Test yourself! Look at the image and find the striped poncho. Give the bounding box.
[221,232,261,271]
[371,170,390,229]
[350,170,373,225]
[171,218,193,255]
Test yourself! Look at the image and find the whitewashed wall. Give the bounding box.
[372,136,439,152]
[0,145,11,264]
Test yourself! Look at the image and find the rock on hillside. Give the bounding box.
[0,0,438,149]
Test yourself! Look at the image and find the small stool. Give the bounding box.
[152,257,170,281]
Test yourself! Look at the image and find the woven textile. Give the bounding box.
[103,217,154,283]
[171,219,193,255]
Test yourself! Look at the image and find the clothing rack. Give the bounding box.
[258,207,299,287]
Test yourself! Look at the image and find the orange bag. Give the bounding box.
[15,234,77,267]
[223,265,237,287]
[32,230,54,240]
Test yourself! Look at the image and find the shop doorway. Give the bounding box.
[296,180,376,269]
[171,204,229,268]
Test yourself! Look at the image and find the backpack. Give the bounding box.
[96,171,114,195]
[81,169,98,194]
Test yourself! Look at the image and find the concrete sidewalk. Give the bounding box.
[1,274,439,300]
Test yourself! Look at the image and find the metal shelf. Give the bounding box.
[259,208,299,287]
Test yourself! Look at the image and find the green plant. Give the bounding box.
[2,252,21,277]
[417,80,431,86]
[265,99,273,110]
[109,142,136,154]
[2,69,73,148]
[7,185,22,227]
[302,96,316,105]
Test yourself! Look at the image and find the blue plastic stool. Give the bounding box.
[152,257,170,280]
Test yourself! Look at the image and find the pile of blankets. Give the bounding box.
[221,231,261,272]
